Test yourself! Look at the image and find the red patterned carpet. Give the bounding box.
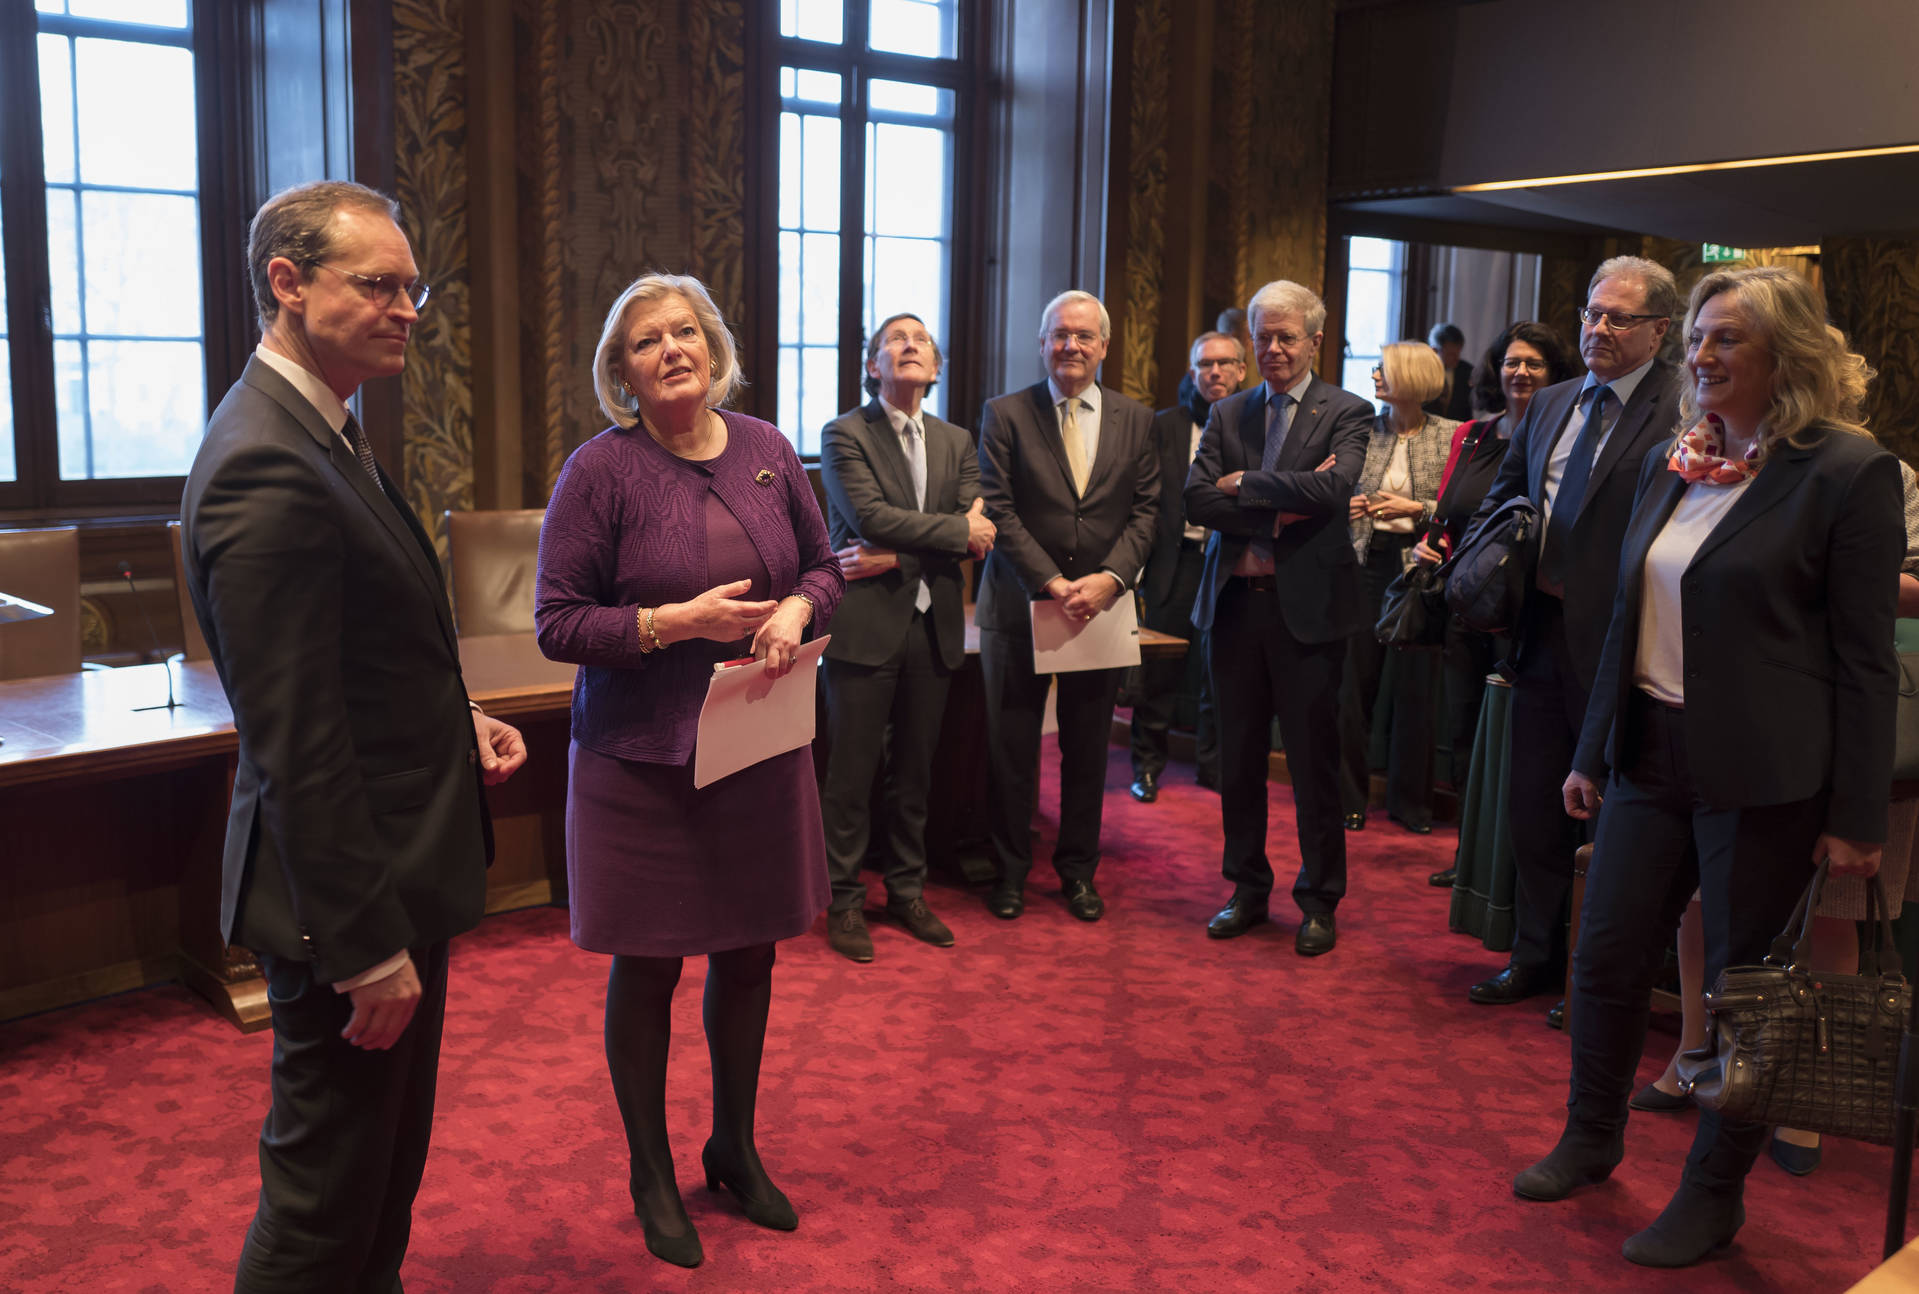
[0,743,1899,1292]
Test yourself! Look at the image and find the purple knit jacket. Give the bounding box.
[534,409,844,764]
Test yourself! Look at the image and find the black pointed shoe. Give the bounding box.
[986,883,1024,919]
[1206,892,1269,939]
[1129,774,1158,803]
[701,1142,798,1232]
[1062,878,1105,922]
[1294,912,1337,956]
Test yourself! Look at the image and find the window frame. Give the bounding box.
[0,1,254,520]
[755,0,989,455]
[1339,235,1405,406]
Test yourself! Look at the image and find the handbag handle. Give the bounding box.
[1766,858,1904,978]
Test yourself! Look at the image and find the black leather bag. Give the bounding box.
[1444,495,1539,635]
[1677,862,1909,1144]
[1375,525,1448,649]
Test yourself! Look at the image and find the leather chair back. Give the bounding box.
[444,509,545,636]
[167,521,211,661]
[0,527,82,679]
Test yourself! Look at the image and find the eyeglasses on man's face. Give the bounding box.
[1194,357,1243,371]
[313,262,432,312]
[1578,306,1661,331]
[1046,328,1101,347]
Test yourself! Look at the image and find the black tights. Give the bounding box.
[605,943,778,1237]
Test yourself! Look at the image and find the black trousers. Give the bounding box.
[979,626,1123,887]
[1209,578,1347,915]
[1504,595,1590,975]
[1337,534,1434,827]
[236,941,450,1294]
[1570,691,1824,1193]
[820,614,952,912]
[1131,540,1218,782]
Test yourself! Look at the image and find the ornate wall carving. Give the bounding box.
[393,0,473,553]
[1117,0,1170,406]
[1826,238,1919,466]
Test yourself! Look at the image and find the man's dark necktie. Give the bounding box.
[1248,392,1293,565]
[343,412,382,485]
[1539,385,1612,592]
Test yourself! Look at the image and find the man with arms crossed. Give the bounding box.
[817,312,994,960]
[182,180,526,1292]
[1185,280,1374,956]
[976,290,1158,923]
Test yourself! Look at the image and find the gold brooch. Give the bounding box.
[755,468,775,485]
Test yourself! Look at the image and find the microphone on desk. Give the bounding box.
[119,561,180,713]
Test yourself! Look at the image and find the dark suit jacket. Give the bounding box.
[182,357,491,983]
[1141,404,1200,626]
[1467,359,1682,688]
[1183,376,1374,643]
[1572,427,1903,842]
[818,399,977,670]
[975,381,1158,639]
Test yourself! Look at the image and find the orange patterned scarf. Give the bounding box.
[1668,416,1762,484]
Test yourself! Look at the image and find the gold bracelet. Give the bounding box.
[636,605,655,654]
[790,591,815,624]
[644,604,664,652]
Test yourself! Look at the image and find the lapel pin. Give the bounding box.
[755,468,775,485]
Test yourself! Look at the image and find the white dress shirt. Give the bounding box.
[1634,475,1756,705]
[1540,356,1656,530]
[877,394,933,612]
[1232,369,1314,576]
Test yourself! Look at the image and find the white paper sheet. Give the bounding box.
[692,635,831,789]
[1030,596,1140,674]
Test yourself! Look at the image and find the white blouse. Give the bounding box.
[1633,476,1757,705]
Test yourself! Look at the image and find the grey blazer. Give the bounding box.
[817,399,977,671]
[974,381,1159,639]
[1348,411,1458,569]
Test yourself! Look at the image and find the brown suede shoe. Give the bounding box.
[887,897,954,947]
[826,908,874,962]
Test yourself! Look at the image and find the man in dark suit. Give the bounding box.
[1185,280,1375,956]
[181,180,526,1292]
[817,312,995,961]
[1425,322,1475,422]
[1462,255,1682,1014]
[1129,330,1240,802]
[976,289,1159,922]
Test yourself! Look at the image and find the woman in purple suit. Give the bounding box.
[535,272,843,1269]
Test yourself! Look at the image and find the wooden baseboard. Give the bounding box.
[484,879,554,915]
[0,955,180,1023]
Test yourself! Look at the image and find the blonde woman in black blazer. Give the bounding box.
[1512,266,1904,1270]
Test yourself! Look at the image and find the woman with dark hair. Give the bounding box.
[535,272,845,1268]
[1416,323,1574,867]
[1514,265,1903,1269]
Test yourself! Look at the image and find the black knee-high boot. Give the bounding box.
[606,954,702,1267]
[701,942,797,1230]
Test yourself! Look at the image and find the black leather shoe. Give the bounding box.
[1295,912,1336,956]
[1388,812,1433,835]
[1622,1185,1744,1267]
[1062,878,1105,922]
[1129,775,1158,803]
[1629,1082,1691,1113]
[702,1141,798,1231]
[986,884,1024,920]
[1428,867,1457,888]
[1547,999,1566,1030]
[1512,1133,1624,1201]
[1343,811,1366,831]
[1468,964,1550,1005]
[1196,764,1220,791]
[887,897,954,947]
[825,908,874,962]
[1206,892,1269,939]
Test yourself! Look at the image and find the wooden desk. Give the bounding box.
[0,625,1182,1031]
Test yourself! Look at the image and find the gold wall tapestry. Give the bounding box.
[1117,0,1170,407]
[1826,238,1919,466]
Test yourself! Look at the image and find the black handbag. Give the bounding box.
[1444,495,1539,635]
[1677,861,1910,1144]
[1375,524,1448,649]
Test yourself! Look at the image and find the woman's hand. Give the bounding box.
[1367,489,1424,521]
[836,542,898,580]
[752,596,813,679]
[1818,833,1883,877]
[657,579,777,644]
[1411,537,1444,567]
[1348,493,1370,521]
[1563,770,1602,820]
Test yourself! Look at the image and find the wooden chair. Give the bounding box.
[444,509,545,636]
[0,526,81,679]
[166,521,212,662]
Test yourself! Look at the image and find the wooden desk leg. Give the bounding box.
[177,754,270,1033]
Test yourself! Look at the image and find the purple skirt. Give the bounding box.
[566,740,830,957]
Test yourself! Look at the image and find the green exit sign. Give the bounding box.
[1702,244,1748,263]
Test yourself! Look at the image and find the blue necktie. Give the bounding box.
[1540,384,1612,592]
[1248,392,1293,565]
